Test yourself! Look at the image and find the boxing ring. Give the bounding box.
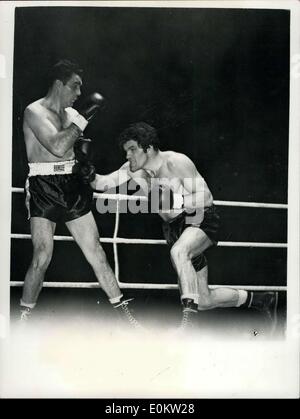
[10,187,287,292]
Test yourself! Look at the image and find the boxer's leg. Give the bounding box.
[170,226,210,329]
[170,226,244,309]
[170,226,211,305]
[66,211,122,300]
[182,229,277,330]
[196,266,241,310]
[21,217,56,317]
[66,212,142,329]
[196,266,278,332]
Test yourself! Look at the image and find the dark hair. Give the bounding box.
[47,59,83,87]
[118,122,160,152]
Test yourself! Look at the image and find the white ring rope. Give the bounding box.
[10,187,287,291]
[9,281,286,292]
[213,200,287,209]
[12,187,288,209]
[113,200,120,282]
[10,234,287,248]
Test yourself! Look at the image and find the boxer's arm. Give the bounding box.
[91,162,131,191]
[170,154,213,210]
[24,106,81,157]
[91,162,150,194]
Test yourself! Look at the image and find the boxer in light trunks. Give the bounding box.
[92,122,278,331]
[20,60,141,329]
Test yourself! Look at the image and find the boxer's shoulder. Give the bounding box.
[164,151,194,172]
[24,99,49,121]
[121,161,150,180]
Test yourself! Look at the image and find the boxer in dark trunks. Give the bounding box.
[162,205,220,273]
[20,60,141,329]
[92,122,278,332]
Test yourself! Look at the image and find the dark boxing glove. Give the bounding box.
[73,136,96,183]
[73,161,96,184]
[78,92,105,123]
[65,92,104,132]
[74,136,93,163]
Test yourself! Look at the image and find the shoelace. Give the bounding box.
[20,308,31,322]
[116,300,141,329]
[180,310,192,330]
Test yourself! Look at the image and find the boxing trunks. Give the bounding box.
[162,205,220,271]
[25,160,93,223]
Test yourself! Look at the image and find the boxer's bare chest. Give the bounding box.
[45,108,70,130]
[145,165,183,194]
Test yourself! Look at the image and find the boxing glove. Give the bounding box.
[74,136,93,163]
[72,161,96,184]
[65,107,88,131]
[65,92,104,131]
[150,185,184,213]
[73,136,96,183]
[78,92,105,122]
[168,188,184,210]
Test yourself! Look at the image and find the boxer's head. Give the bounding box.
[48,59,83,86]
[118,122,160,152]
[118,122,160,172]
[48,59,83,107]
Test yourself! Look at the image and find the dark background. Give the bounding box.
[11,7,289,299]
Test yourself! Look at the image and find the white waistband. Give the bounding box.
[28,160,75,176]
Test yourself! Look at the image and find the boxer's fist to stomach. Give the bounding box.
[72,161,96,184]
[74,136,93,163]
[150,185,184,213]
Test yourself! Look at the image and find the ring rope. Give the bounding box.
[10,233,287,248]
[113,200,120,282]
[12,187,287,209]
[213,200,287,209]
[9,281,286,292]
[10,187,287,290]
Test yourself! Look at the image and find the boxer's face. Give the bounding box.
[60,73,82,108]
[123,140,148,172]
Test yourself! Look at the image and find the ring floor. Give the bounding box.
[10,287,286,340]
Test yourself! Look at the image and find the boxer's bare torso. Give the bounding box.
[94,148,213,222]
[129,151,212,222]
[23,98,75,163]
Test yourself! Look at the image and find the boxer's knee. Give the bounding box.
[170,243,190,266]
[32,244,53,272]
[197,293,214,311]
